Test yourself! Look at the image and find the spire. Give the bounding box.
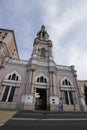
[37,25,49,40]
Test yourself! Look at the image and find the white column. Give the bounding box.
[28,70,33,93]
[49,72,53,95]
[6,86,12,102]
[67,91,71,105]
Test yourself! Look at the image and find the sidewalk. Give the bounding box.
[12,110,87,120]
[0,110,17,127]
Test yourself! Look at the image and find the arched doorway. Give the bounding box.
[35,88,47,110]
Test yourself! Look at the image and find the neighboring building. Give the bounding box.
[0,25,86,111]
[78,80,87,111]
[0,28,19,60]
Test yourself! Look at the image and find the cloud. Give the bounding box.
[0,0,87,80]
[40,0,87,80]
[0,0,45,59]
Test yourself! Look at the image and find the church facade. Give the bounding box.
[0,26,86,111]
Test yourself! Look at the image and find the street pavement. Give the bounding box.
[0,110,17,127]
[0,110,87,130]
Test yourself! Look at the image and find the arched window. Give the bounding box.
[62,79,71,86]
[1,86,16,102]
[8,75,11,80]
[40,48,46,57]
[5,70,21,81]
[69,82,71,86]
[61,78,74,105]
[65,79,68,85]
[16,76,18,81]
[45,78,47,83]
[1,71,21,102]
[40,76,44,82]
[8,73,19,81]
[12,73,16,80]
[63,81,64,85]
[37,76,47,83]
[42,32,45,38]
[37,78,39,82]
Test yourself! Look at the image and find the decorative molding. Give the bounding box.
[57,65,71,71]
[5,70,21,80]
[60,76,73,86]
[35,72,49,83]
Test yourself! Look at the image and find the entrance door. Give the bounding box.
[35,89,47,110]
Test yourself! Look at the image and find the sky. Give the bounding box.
[0,0,87,80]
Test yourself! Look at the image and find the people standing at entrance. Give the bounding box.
[58,102,63,111]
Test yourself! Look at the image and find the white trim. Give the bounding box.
[60,87,75,91]
[34,86,49,89]
[2,79,21,87]
[34,82,49,86]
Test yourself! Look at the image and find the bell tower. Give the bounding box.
[31,25,53,62]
